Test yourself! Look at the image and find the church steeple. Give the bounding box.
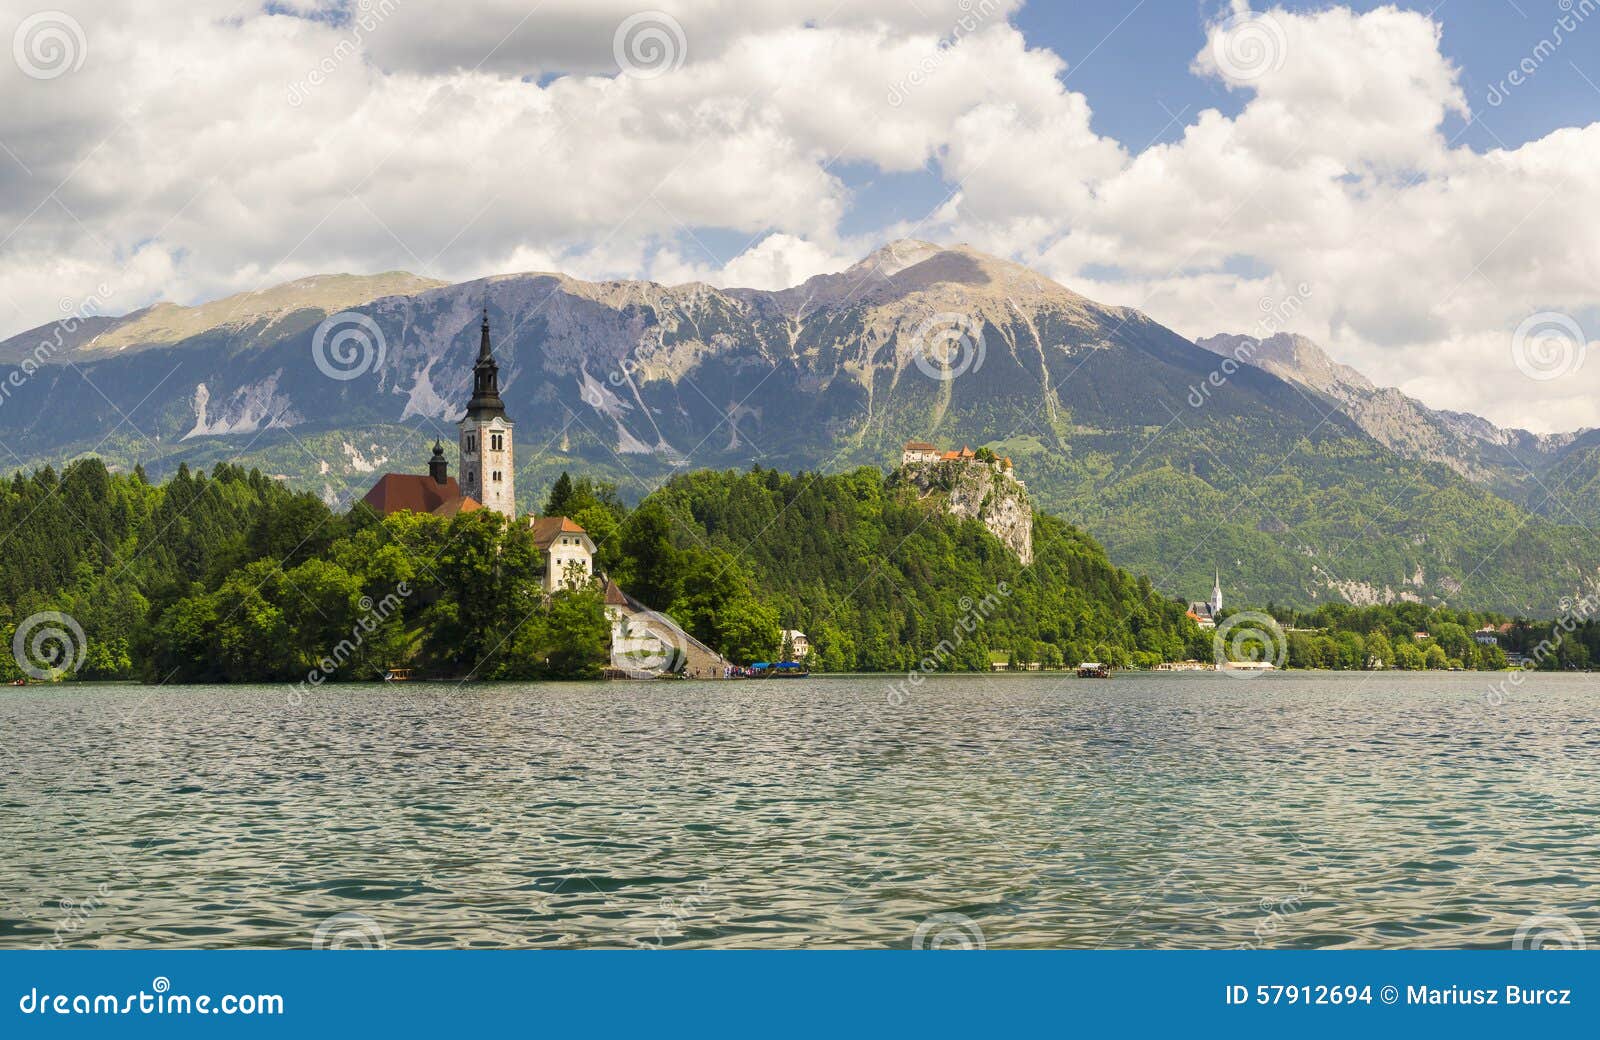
[1211,567,1223,616]
[428,440,448,484]
[464,307,506,421]
[457,301,515,517]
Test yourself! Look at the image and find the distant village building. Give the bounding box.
[781,629,810,660]
[1186,568,1223,629]
[902,441,941,465]
[1473,626,1502,647]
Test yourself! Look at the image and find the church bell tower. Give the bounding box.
[458,307,515,517]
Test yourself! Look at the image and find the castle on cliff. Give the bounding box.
[898,439,1032,564]
[902,440,1022,487]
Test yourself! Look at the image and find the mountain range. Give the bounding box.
[4,240,1596,613]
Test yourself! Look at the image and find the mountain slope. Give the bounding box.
[1195,332,1598,523]
[5,243,1598,613]
[0,272,444,364]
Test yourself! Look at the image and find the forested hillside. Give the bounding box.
[0,459,1208,683]
[634,466,1205,671]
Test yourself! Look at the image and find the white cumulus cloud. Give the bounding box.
[0,1,1595,431]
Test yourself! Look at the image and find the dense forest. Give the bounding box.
[1259,600,1600,671]
[0,459,1207,684]
[638,465,1206,671]
[0,458,1585,684]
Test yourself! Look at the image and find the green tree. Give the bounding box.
[494,588,609,679]
[1364,630,1394,669]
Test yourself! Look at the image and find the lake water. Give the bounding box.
[2,672,1596,950]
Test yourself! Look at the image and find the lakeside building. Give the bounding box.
[457,308,515,516]
[781,630,811,660]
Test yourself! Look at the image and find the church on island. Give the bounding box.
[361,309,721,674]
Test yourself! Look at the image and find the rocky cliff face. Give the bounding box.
[898,457,1033,565]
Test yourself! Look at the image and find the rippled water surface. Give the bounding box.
[2,672,1597,949]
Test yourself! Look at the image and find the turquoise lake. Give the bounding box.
[2,671,1595,949]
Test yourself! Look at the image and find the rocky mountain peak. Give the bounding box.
[1196,332,1373,394]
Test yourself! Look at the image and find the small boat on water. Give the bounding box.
[1076,662,1110,679]
[744,662,810,679]
[383,668,413,682]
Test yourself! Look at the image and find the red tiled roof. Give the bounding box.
[361,474,480,517]
[904,440,937,451]
[430,494,482,517]
[529,515,589,550]
[602,578,630,607]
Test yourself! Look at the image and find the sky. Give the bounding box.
[2,0,1598,431]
